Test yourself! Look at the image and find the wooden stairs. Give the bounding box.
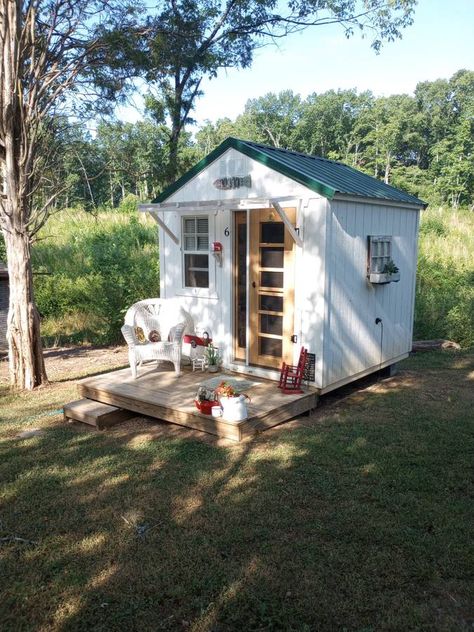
[64,399,135,430]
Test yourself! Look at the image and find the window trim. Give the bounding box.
[367,234,400,284]
[182,215,210,289]
[175,213,218,298]
[367,235,393,274]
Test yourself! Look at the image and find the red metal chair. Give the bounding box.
[278,347,308,394]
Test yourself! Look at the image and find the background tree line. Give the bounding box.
[53,69,474,212]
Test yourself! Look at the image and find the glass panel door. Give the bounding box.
[249,208,296,369]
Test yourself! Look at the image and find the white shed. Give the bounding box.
[140,137,426,394]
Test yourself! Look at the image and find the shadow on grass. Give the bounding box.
[0,350,473,631]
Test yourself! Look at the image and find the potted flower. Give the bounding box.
[205,344,220,373]
[194,386,219,415]
[215,381,250,422]
[369,259,400,284]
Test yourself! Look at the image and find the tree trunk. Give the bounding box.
[1,0,47,389]
[109,174,114,206]
[166,79,183,185]
[384,152,391,184]
[4,228,47,389]
[167,124,180,185]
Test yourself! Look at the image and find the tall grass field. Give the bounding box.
[416,208,474,347]
[32,203,159,346]
[31,205,474,348]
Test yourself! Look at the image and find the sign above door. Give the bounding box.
[213,175,251,190]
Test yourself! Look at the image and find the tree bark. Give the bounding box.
[3,227,47,389]
[167,115,180,185]
[1,0,48,389]
[384,152,391,184]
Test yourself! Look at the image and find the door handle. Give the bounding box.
[252,281,256,288]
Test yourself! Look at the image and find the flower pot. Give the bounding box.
[219,395,249,422]
[207,364,219,373]
[194,399,219,415]
[369,272,400,284]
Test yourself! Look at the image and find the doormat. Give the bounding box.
[200,375,259,393]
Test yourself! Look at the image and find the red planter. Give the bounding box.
[194,399,219,415]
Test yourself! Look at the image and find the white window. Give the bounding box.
[183,216,209,288]
[368,235,393,274]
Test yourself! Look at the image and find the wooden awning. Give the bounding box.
[139,196,304,247]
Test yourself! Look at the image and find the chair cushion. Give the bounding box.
[134,307,161,339]
[148,329,161,342]
[134,326,146,343]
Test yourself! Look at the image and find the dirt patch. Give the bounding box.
[0,344,129,385]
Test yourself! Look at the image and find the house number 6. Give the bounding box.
[224,227,230,237]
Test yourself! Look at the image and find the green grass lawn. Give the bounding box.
[0,350,473,631]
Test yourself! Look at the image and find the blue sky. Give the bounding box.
[117,0,474,127]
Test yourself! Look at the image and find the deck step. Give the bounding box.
[64,398,135,430]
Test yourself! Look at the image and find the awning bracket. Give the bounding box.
[143,207,179,245]
[270,200,303,248]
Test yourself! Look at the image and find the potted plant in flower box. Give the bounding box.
[369,259,400,284]
[194,386,219,415]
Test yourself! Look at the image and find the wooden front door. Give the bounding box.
[249,208,296,369]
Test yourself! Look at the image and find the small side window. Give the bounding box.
[183,216,209,288]
[367,235,400,284]
[368,235,392,274]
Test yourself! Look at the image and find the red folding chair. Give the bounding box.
[278,347,308,394]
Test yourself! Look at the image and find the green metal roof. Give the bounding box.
[154,137,427,207]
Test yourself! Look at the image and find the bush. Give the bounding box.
[419,215,447,237]
[33,209,159,345]
[118,193,139,214]
[415,208,474,347]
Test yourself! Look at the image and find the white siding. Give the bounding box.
[159,207,231,363]
[165,148,311,203]
[155,147,420,392]
[297,197,328,388]
[158,149,321,371]
[322,199,420,389]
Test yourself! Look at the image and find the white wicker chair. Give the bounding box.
[121,299,194,378]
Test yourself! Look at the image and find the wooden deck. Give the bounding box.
[77,365,318,441]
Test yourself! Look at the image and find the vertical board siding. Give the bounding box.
[322,200,420,389]
[155,147,420,391]
[157,150,319,373]
[159,208,228,362]
[298,197,327,387]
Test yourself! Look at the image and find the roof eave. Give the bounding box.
[333,192,427,210]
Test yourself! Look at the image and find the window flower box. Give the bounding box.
[369,271,400,284]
